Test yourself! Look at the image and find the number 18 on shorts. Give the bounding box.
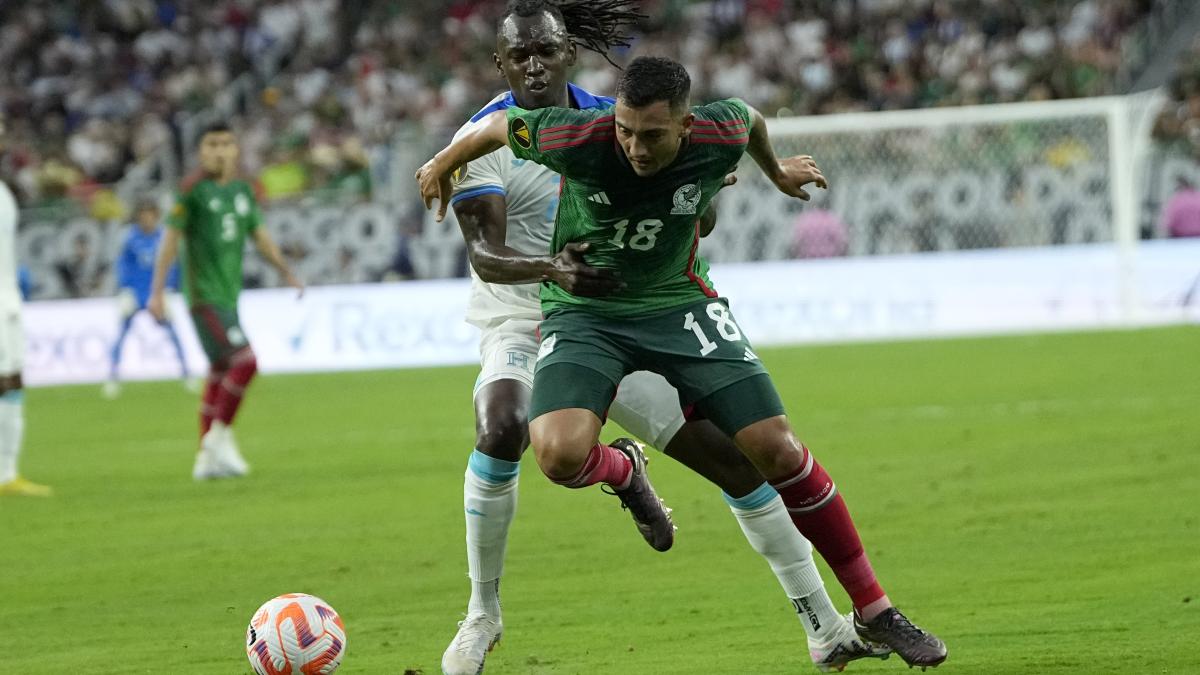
[531,298,771,422]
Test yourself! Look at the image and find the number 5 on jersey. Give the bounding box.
[684,302,744,356]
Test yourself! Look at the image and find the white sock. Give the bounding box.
[464,451,520,619]
[0,390,25,483]
[790,589,840,641]
[206,420,227,441]
[726,485,841,640]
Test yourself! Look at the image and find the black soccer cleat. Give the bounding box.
[603,438,675,552]
[853,607,947,670]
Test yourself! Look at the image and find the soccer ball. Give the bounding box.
[245,593,347,674]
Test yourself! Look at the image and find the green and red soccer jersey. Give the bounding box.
[167,177,262,309]
[504,98,752,317]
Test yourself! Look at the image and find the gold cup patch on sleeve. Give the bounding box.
[511,117,532,149]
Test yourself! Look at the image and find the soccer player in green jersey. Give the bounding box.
[419,57,948,668]
[148,122,303,481]
[439,4,896,673]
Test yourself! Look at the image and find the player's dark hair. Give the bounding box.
[504,0,645,67]
[196,120,234,146]
[616,56,690,110]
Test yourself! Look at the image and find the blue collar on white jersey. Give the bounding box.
[468,82,614,123]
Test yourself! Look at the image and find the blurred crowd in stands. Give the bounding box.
[1153,36,1200,160]
[1153,38,1200,238]
[0,0,1175,210]
[1,0,1198,298]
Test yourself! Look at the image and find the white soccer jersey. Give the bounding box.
[0,181,20,308]
[0,181,23,374]
[452,134,559,328]
[452,85,615,329]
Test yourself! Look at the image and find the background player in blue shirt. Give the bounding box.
[104,200,191,398]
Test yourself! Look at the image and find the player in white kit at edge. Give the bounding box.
[0,178,51,497]
[436,2,892,674]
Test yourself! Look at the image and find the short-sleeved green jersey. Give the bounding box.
[505,99,752,317]
[167,177,262,309]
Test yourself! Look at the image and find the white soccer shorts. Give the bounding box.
[474,317,540,394]
[607,371,686,452]
[474,318,685,451]
[0,304,24,374]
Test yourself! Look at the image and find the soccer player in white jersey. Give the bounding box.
[438,2,889,673]
[0,179,50,496]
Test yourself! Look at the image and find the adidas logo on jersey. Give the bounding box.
[587,192,611,205]
[743,347,759,362]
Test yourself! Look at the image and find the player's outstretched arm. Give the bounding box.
[454,194,622,296]
[148,227,181,321]
[744,105,828,201]
[252,228,304,298]
[416,111,510,222]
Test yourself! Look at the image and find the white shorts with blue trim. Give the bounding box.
[474,317,539,395]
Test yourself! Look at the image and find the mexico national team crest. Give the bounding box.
[511,117,532,149]
[234,192,250,216]
[671,183,701,215]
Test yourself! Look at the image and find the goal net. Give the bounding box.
[702,96,1147,264]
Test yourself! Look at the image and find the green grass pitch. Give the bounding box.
[2,326,1198,674]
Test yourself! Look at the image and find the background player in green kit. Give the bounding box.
[148,122,303,481]
[419,57,948,668]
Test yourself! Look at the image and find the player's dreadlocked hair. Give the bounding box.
[504,0,645,67]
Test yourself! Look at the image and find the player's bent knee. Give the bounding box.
[530,433,588,480]
[733,416,807,479]
[474,380,532,461]
[475,417,528,462]
[529,410,599,480]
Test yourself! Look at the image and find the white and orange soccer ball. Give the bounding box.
[245,593,347,675]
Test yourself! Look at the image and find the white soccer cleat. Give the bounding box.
[809,613,892,672]
[101,380,121,399]
[193,423,249,480]
[192,445,220,481]
[215,425,250,476]
[183,377,202,394]
[441,612,502,675]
